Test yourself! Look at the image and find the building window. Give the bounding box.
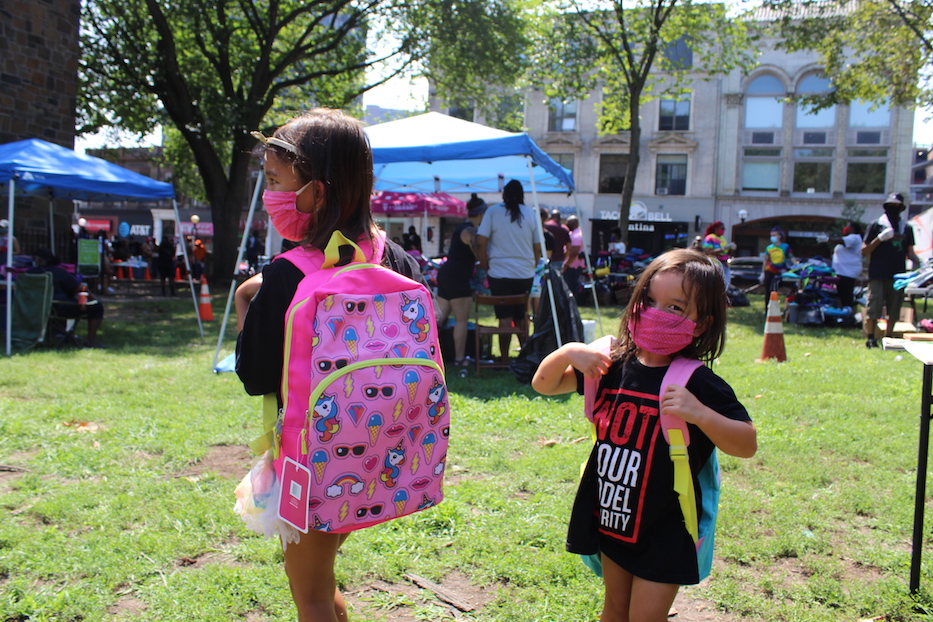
[849,101,890,127]
[663,37,693,69]
[802,132,827,144]
[655,155,687,195]
[752,132,775,144]
[598,154,628,194]
[659,99,690,131]
[548,98,578,132]
[745,74,784,130]
[795,74,835,129]
[793,148,834,193]
[742,148,781,191]
[548,153,575,176]
[857,131,882,145]
[845,148,887,194]
[449,106,474,122]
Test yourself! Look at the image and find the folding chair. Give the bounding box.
[47,302,85,348]
[474,293,529,376]
[9,273,53,351]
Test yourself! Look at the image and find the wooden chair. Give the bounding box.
[474,293,529,376]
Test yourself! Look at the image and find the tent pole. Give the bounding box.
[213,174,263,369]
[173,199,203,337]
[5,178,14,356]
[574,194,603,338]
[527,157,562,347]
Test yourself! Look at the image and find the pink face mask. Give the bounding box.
[263,181,313,242]
[628,305,697,356]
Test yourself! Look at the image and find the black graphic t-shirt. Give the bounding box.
[567,357,750,585]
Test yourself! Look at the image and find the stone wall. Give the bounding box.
[0,0,80,147]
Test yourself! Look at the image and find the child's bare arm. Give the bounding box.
[532,343,612,396]
[235,274,263,332]
[660,385,757,458]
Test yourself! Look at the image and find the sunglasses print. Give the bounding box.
[334,444,366,458]
[316,358,349,373]
[355,504,384,519]
[363,385,395,399]
[344,300,367,313]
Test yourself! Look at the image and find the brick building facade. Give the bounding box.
[0,0,81,254]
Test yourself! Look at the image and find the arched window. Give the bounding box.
[796,74,835,129]
[745,75,784,129]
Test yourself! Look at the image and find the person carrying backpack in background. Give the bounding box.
[532,249,756,622]
[234,109,440,622]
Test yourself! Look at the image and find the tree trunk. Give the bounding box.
[208,150,253,285]
[617,87,643,247]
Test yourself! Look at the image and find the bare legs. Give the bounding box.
[437,296,473,363]
[282,531,351,622]
[599,553,679,622]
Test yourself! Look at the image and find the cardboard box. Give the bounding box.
[875,319,917,339]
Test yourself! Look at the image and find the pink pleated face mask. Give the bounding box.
[628,305,697,355]
[263,181,313,242]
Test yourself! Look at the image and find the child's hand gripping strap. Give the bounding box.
[583,335,616,423]
[659,357,705,544]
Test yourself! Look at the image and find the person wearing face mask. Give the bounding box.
[233,109,430,622]
[861,192,920,348]
[532,249,756,621]
[761,227,794,310]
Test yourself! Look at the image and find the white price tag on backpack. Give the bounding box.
[278,457,311,533]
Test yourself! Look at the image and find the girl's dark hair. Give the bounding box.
[502,179,525,224]
[613,249,728,364]
[270,108,375,250]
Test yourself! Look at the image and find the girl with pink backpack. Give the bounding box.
[234,109,447,622]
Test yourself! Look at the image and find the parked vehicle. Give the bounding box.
[729,256,763,289]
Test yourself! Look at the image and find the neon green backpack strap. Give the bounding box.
[660,357,705,543]
[248,393,280,456]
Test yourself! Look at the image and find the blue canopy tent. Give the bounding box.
[0,138,200,354]
[366,112,575,194]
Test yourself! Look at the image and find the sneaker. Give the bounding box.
[865,338,879,349]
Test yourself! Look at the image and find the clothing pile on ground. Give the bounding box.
[782,258,860,327]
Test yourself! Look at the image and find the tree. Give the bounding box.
[80,0,529,281]
[529,0,757,243]
[765,0,933,111]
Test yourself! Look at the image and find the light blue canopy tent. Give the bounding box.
[0,138,201,354]
[367,112,575,194]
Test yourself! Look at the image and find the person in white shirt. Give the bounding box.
[830,221,863,309]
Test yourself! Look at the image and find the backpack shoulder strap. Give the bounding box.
[583,335,615,422]
[659,357,704,543]
[659,358,704,445]
[276,230,388,275]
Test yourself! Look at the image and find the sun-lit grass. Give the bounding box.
[2,288,933,620]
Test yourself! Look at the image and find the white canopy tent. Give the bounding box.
[214,112,585,369]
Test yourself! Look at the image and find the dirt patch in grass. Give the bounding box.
[107,594,147,618]
[175,444,254,480]
[345,571,496,621]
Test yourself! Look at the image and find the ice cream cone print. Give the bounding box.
[366,413,383,445]
[374,295,385,320]
[404,370,418,401]
[311,450,328,484]
[344,327,359,358]
[393,489,408,516]
[421,432,437,462]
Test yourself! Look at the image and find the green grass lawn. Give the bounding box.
[3,289,933,621]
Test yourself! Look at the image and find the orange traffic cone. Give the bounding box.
[758,291,786,362]
[143,266,152,280]
[198,276,214,321]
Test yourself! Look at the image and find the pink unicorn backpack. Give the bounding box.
[249,230,449,534]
